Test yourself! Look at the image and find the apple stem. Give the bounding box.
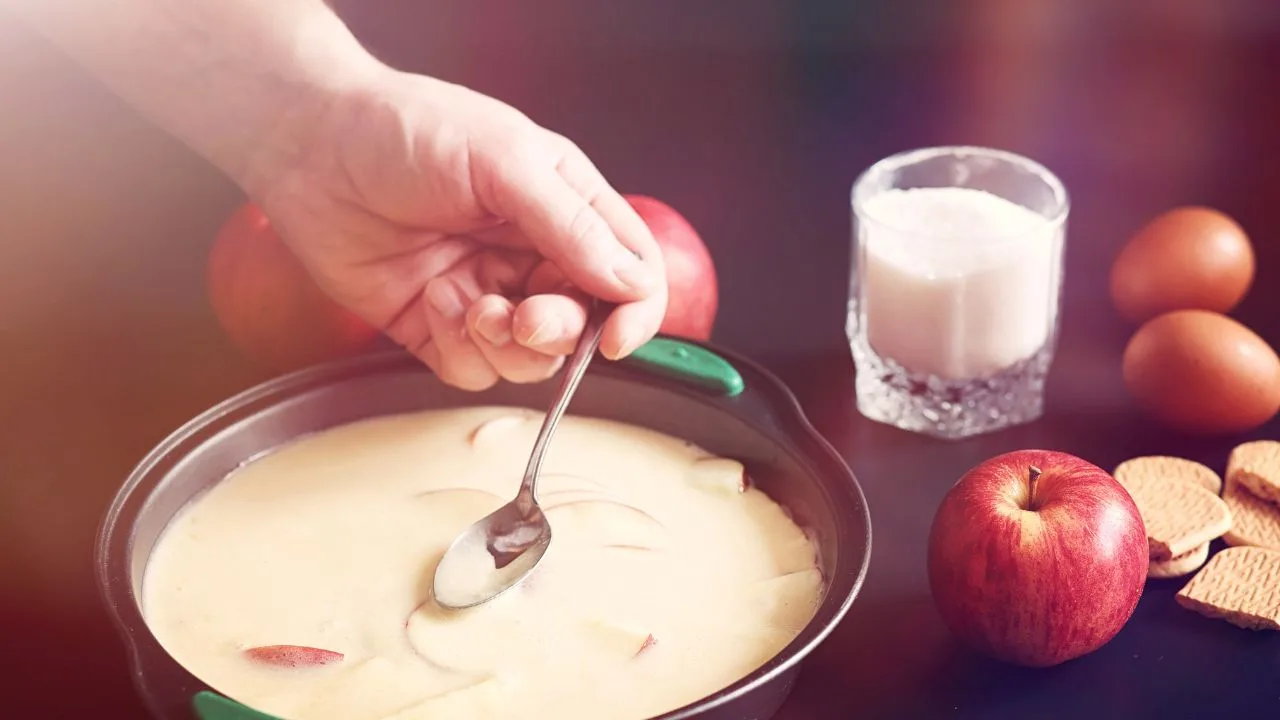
[1027,466,1042,509]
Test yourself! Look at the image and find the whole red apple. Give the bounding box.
[927,449,1147,667]
[624,194,718,341]
[206,202,381,374]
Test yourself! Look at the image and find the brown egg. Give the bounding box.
[1122,310,1280,435]
[1110,207,1255,325]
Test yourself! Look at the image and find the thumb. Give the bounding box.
[487,165,662,302]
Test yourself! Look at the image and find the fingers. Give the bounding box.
[507,287,662,361]
[411,282,574,389]
[521,259,664,360]
[388,250,603,389]
[530,140,666,359]
[600,287,666,360]
[413,127,669,386]
[511,293,590,357]
[409,265,659,385]
[483,142,664,304]
[422,275,501,391]
[554,145,664,281]
[524,259,574,296]
[466,295,565,383]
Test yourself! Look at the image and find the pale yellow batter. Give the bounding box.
[142,406,823,720]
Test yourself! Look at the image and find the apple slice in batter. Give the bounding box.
[410,487,506,539]
[387,676,507,718]
[537,471,609,495]
[744,566,824,635]
[242,644,344,668]
[467,412,538,447]
[400,602,466,675]
[405,597,527,676]
[282,656,465,720]
[686,457,750,496]
[544,497,667,550]
[414,487,504,503]
[583,618,659,659]
[756,530,822,579]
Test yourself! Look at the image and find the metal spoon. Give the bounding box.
[432,301,614,610]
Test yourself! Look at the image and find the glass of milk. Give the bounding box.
[847,145,1069,440]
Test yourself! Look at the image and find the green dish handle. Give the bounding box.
[623,337,744,397]
[193,691,282,720]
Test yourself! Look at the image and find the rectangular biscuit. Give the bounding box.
[1227,440,1280,506]
[1175,546,1280,631]
[1148,543,1210,579]
[1222,473,1280,551]
[1114,455,1222,495]
[1116,473,1232,561]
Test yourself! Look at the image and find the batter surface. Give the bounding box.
[142,406,823,720]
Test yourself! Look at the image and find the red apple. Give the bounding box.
[624,195,718,341]
[207,202,381,374]
[927,449,1147,667]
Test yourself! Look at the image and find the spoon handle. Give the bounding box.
[517,301,614,504]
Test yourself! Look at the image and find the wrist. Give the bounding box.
[228,16,389,199]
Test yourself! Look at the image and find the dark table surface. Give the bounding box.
[3,1,1280,717]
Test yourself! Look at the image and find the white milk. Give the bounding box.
[858,187,1062,380]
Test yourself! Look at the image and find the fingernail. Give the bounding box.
[610,328,645,360]
[612,255,659,293]
[426,280,466,319]
[475,308,512,346]
[523,316,564,348]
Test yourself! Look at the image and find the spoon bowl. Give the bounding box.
[431,301,613,610]
[432,501,551,609]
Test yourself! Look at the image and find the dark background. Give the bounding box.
[3,0,1280,717]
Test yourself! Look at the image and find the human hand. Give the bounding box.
[246,68,668,390]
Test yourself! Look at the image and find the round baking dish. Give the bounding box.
[96,337,872,720]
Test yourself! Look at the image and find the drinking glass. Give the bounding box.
[847,146,1069,440]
